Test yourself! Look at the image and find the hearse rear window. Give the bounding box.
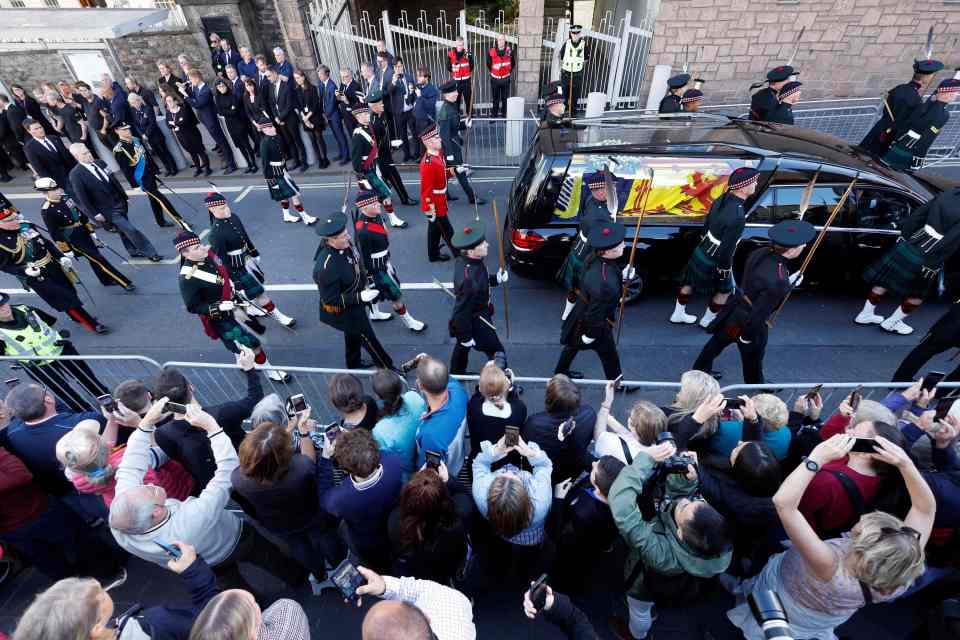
[552,154,758,224]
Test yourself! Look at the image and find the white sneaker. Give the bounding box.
[282,210,300,223]
[301,213,317,225]
[880,317,914,335]
[854,300,883,325]
[388,212,408,228]
[368,305,392,321]
[265,368,291,382]
[669,301,697,324]
[271,309,296,327]
[400,312,426,332]
[698,308,718,329]
[561,298,575,321]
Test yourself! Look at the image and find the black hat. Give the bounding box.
[545,93,565,107]
[936,78,960,95]
[316,212,347,237]
[914,59,945,75]
[766,65,795,83]
[419,122,440,141]
[350,103,370,116]
[667,73,690,89]
[588,221,625,251]
[174,230,201,252]
[584,170,608,191]
[769,220,815,247]
[452,221,486,250]
[355,189,379,208]
[727,167,759,191]
[0,292,9,306]
[681,89,704,104]
[439,80,458,94]
[779,81,802,100]
[365,90,384,104]
[204,191,227,208]
[569,24,583,34]
[111,120,131,131]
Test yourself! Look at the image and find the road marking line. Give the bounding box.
[234,186,254,202]
[0,278,454,296]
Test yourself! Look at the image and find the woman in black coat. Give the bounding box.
[213,78,257,173]
[241,78,269,136]
[10,85,57,136]
[164,93,210,177]
[292,70,330,169]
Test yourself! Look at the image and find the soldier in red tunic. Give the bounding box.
[418,123,463,263]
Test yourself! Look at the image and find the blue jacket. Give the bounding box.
[319,78,341,120]
[184,83,220,130]
[132,104,162,141]
[389,73,417,117]
[413,83,439,123]
[107,81,130,129]
[276,60,294,79]
[415,379,468,468]
[127,557,218,640]
[237,59,258,80]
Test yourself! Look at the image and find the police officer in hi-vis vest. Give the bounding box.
[558,25,587,115]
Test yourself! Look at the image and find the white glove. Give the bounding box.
[25,265,41,278]
[496,269,509,284]
[63,250,75,259]
[460,339,476,348]
[426,211,437,222]
[446,155,455,161]
[390,139,403,148]
[456,165,473,176]
[622,264,636,280]
[582,335,596,345]
[218,301,235,312]
[789,272,803,287]
[464,118,472,128]
[59,256,73,269]
[360,289,379,303]
[91,233,104,247]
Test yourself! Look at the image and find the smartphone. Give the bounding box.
[504,425,520,447]
[529,573,549,610]
[922,371,947,393]
[154,540,182,559]
[331,558,365,600]
[805,384,823,399]
[4,377,19,387]
[723,397,745,410]
[851,437,878,454]
[164,401,188,414]
[324,423,341,444]
[97,393,118,413]
[935,398,955,422]
[425,449,443,471]
[557,417,576,441]
[849,386,863,412]
[287,393,307,415]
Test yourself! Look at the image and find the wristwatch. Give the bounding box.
[804,457,821,473]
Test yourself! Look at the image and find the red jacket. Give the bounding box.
[488,46,514,79]
[0,446,47,533]
[420,152,453,216]
[447,49,472,80]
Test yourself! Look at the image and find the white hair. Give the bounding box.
[127,92,143,106]
[109,487,157,534]
[249,393,287,430]
[273,47,285,55]
[68,142,89,159]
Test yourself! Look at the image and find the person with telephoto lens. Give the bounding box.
[608,431,733,639]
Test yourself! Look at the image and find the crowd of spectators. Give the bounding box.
[1,352,959,639]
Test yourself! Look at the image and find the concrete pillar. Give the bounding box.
[645,64,671,111]
[505,96,524,157]
[516,0,546,103]
[585,92,606,145]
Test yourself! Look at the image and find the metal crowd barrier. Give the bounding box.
[460,117,541,169]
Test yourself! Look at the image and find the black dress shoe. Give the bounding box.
[319,159,330,168]
[428,253,451,262]
[203,167,213,177]
[338,158,350,166]
[94,323,110,335]
[299,163,309,173]
[123,283,136,292]
[565,371,585,379]
[0,174,12,183]
[223,165,237,175]
[193,168,202,177]
[165,170,178,177]
[157,221,174,228]
[402,198,419,206]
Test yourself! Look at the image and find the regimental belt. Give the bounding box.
[321,303,343,314]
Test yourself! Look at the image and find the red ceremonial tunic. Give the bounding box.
[420,152,452,217]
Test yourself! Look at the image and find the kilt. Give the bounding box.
[883,144,918,171]
[556,234,590,291]
[863,240,936,298]
[267,171,300,202]
[373,265,402,302]
[234,270,265,299]
[364,171,392,201]
[209,316,261,353]
[681,245,734,294]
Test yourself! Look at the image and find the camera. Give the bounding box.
[748,590,794,640]
[655,432,695,475]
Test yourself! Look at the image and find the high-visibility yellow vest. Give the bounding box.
[0,306,63,365]
[560,39,585,73]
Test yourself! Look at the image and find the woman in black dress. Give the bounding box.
[213,78,257,174]
[164,93,210,177]
[292,70,330,169]
[241,78,268,149]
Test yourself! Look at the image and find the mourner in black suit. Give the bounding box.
[23,119,76,193]
[67,143,161,261]
[293,70,330,169]
[265,66,307,171]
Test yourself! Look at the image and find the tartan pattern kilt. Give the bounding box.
[267,172,300,201]
[372,267,403,302]
[863,240,935,298]
[682,246,734,295]
[556,236,590,291]
[234,270,265,299]
[364,171,392,201]
[210,317,261,353]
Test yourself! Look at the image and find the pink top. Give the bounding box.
[69,445,194,507]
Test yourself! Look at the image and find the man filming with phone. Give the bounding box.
[109,396,306,597]
[608,436,733,639]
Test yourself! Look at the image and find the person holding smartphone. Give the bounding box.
[466,360,527,466]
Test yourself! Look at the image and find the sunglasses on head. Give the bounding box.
[879,526,921,542]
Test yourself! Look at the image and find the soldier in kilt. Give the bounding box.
[671,167,758,328]
[256,116,317,225]
[557,169,616,321]
[205,191,296,329]
[350,102,407,229]
[174,230,289,382]
[856,186,960,335]
[353,188,426,332]
[882,78,959,171]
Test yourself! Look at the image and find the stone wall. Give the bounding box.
[110,31,211,85]
[0,51,75,92]
[642,0,960,104]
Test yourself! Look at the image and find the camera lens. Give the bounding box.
[748,591,793,640]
